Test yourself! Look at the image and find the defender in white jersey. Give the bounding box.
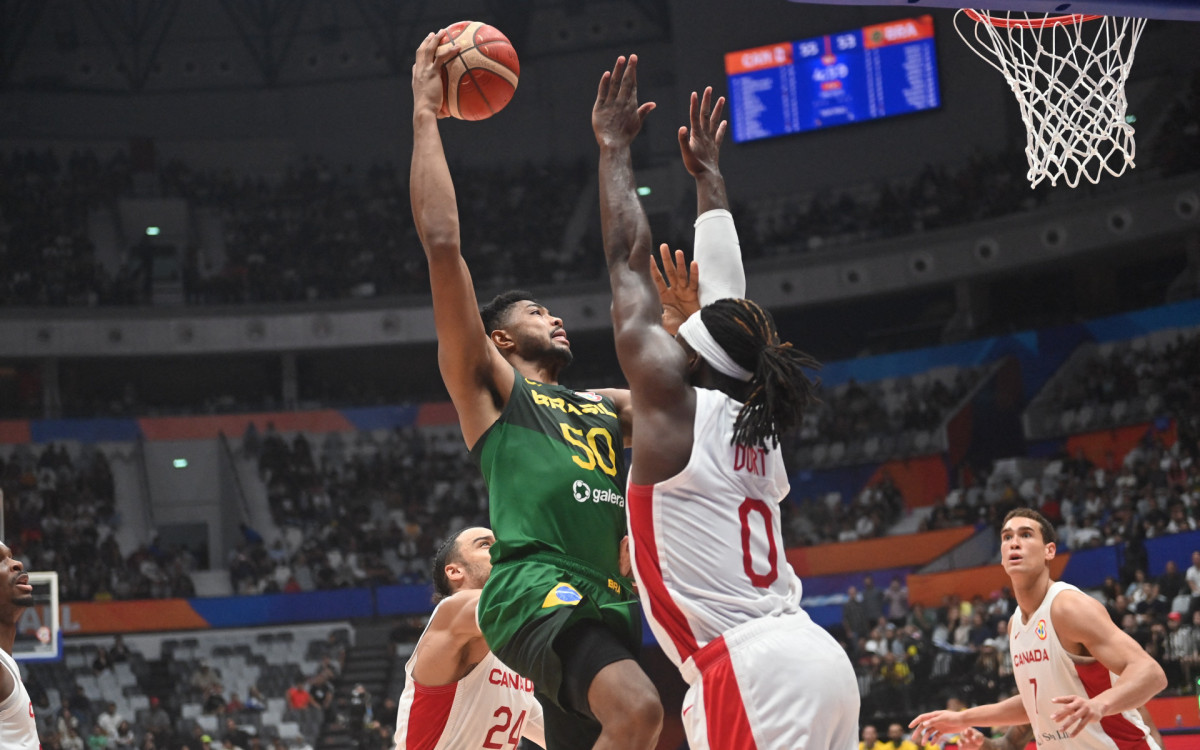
[911,509,1166,750]
[393,528,544,750]
[0,542,40,750]
[593,58,859,750]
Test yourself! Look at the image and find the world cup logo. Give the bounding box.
[1035,620,1047,640]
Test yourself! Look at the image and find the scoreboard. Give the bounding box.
[724,15,942,143]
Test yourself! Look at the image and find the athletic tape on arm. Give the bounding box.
[694,209,746,306]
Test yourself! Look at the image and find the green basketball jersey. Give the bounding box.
[471,372,627,575]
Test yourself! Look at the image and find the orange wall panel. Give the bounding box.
[1065,421,1177,469]
[0,420,31,444]
[786,526,975,577]
[61,599,209,635]
[907,556,1071,607]
[869,455,949,508]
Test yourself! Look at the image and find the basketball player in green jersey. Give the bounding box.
[411,32,661,750]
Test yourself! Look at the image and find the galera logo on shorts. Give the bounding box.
[571,479,625,507]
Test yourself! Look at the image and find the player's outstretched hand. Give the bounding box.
[678,87,727,178]
[1050,695,1103,737]
[412,30,456,118]
[592,55,656,149]
[651,244,699,335]
[909,710,970,745]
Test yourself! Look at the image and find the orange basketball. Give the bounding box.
[438,21,520,121]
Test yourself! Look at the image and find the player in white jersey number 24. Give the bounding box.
[910,509,1166,750]
[393,528,545,750]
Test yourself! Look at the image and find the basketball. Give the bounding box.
[438,21,520,121]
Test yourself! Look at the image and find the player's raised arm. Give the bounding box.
[680,87,745,305]
[410,31,513,448]
[593,55,694,480]
[408,588,485,686]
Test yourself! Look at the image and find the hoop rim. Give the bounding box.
[962,9,1105,28]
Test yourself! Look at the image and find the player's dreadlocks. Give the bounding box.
[702,298,821,449]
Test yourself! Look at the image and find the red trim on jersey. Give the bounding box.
[403,681,458,750]
[628,482,700,659]
[1072,660,1151,750]
[693,636,758,750]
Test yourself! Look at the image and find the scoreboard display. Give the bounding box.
[724,15,941,143]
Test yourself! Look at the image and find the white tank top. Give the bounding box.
[393,601,544,750]
[1008,581,1158,750]
[627,387,804,670]
[0,648,40,750]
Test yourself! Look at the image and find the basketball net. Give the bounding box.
[955,9,1147,189]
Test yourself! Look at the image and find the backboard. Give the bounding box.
[786,1,1200,22]
[13,571,61,662]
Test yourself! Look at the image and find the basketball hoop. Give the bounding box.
[955,9,1147,188]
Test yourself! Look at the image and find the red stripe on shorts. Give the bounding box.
[1072,660,1151,750]
[403,681,457,750]
[628,482,700,659]
[694,635,758,750]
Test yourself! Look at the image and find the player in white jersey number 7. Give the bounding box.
[910,509,1167,750]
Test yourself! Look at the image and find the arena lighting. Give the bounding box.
[636,186,651,196]
[172,458,188,468]
[145,226,160,236]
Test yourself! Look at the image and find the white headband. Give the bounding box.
[678,311,754,382]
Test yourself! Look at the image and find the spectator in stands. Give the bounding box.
[1189,550,1200,615]
[860,724,886,750]
[1158,559,1188,614]
[222,718,252,749]
[55,705,79,739]
[113,720,135,750]
[108,635,131,662]
[202,684,227,715]
[862,574,885,624]
[144,697,171,738]
[191,661,221,692]
[844,585,870,639]
[285,680,315,713]
[92,646,114,674]
[307,672,334,722]
[884,577,910,627]
[1180,609,1200,692]
[59,725,85,750]
[86,724,109,749]
[1125,568,1157,614]
[243,686,266,712]
[884,722,920,750]
[97,701,123,740]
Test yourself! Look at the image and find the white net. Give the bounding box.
[954,10,1147,188]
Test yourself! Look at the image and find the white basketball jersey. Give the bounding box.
[1008,581,1158,750]
[393,602,544,750]
[0,649,40,750]
[627,387,803,670]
